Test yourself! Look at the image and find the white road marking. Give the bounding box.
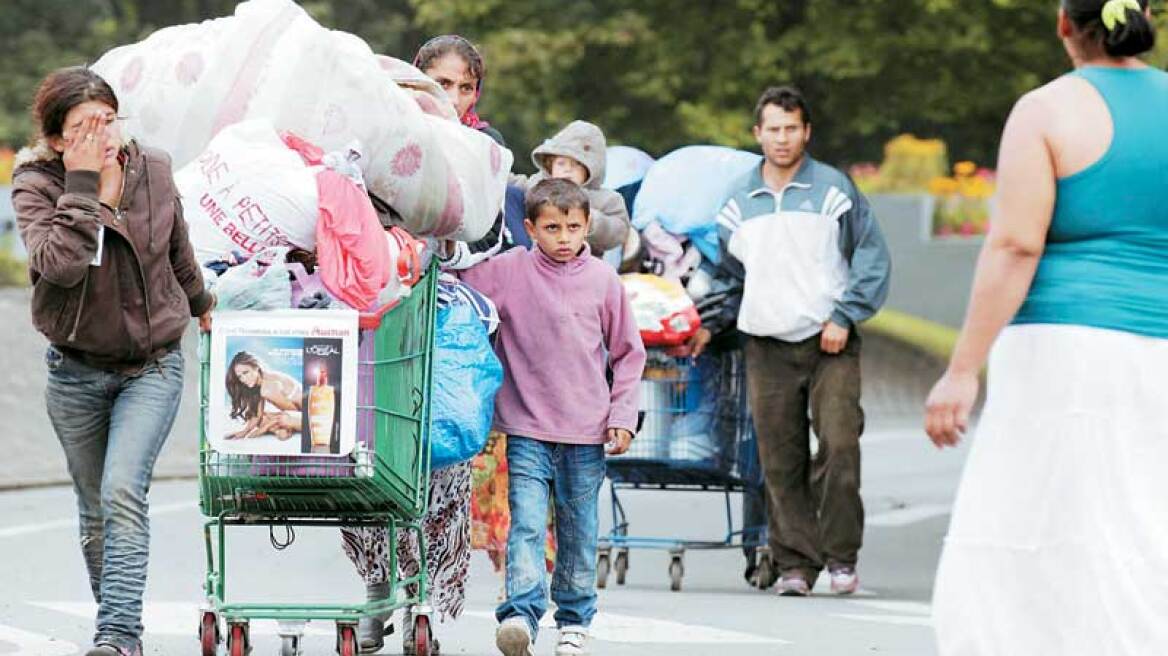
[866,503,951,527]
[847,600,932,616]
[461,610,789,644]
[831,613,932,627]
[0,623,78,655]
[0,501,196,539]
[29,602,335,637]
[832,599,934,628]
[31,602,788,645]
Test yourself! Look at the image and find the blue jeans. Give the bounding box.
[495,437,605,639]
[45,346,184,651]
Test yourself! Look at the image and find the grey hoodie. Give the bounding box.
[513,120,631,253]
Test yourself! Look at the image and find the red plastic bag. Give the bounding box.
[621,274,701,346]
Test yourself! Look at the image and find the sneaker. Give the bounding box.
[86,642,140,656]
[495,616,535,656]
[829,566,859,595]
[776,571,811,597]
[556,625,589,656]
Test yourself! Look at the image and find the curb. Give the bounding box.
[864,308,959,362]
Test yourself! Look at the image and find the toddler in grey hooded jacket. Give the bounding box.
[511,120,631,254]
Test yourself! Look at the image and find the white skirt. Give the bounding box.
[934,324,1168,656]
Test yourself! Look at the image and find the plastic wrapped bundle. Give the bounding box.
[91,0,511,241]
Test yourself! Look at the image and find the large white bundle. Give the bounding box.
[91,0,510,241]
[175,120,319,265]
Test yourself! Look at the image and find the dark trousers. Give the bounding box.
[745,332,864,583]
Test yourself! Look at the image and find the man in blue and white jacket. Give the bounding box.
[692,86,892,597]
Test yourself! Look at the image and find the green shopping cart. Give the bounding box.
[197,267,438,656]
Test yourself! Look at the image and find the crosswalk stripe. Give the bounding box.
[30,602,787,645]
[0,623,78,655]
[0,501,196,539]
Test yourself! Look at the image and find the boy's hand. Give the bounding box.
[606,428,633,455]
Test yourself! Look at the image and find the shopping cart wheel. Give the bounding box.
[336,623,357,656]
[596,552,611,589]
[227,621,249,656]
[615,549,629,586]
[413,614,432,656]
[280,634,301,656]
[198,611,219,656]
[668,555,684,592]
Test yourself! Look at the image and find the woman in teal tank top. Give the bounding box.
[925,1,1168,654]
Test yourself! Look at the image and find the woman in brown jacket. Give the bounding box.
[11,66,212,656]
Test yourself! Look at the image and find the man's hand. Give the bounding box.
[683,328,713,359]
[606,428,634,455]
[820,321,849,354]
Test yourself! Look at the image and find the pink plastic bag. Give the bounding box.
[315,170,393,310]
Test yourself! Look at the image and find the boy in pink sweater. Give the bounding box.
[461,178,646,656]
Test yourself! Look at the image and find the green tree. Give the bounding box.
[2,0,1165,171]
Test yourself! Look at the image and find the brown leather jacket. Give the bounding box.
[12,140,212,371]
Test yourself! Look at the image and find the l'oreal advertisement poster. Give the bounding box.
[207,310,358,456]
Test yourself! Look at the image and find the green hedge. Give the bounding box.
[0,250,26,287]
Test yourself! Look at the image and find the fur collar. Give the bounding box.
[13,139,59,170]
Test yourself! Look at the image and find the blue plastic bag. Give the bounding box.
[430,303,504,470]
[604,145,655,190]
[632,146,762,254]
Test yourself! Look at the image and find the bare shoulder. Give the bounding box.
[1009,84,1060,129]
[265,371,301,392]
[1019,74,1113,176]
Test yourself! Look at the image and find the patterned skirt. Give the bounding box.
[341,462,471,622]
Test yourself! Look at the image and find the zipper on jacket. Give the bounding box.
[138,163,154,353]
[104,155,155,359]
[67,272,91,342]
[114,163,128,224]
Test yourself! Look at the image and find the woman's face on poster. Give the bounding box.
[233,363,261,388]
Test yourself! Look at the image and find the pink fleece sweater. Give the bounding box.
[460,246,646,444]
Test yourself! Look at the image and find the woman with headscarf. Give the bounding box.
[341,35,527,655]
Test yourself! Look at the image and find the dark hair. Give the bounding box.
[414,35,486,83]
[226,351,265,421]
[753,86,811,127]
[1064,0,1155,57]
[31,66,118,139]
[525,178,590,222]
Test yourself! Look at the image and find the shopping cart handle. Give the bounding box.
[358,298,403,331]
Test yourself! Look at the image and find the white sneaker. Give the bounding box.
[556,625,589,656]
[829,566,859,595]
[495,616,534,656]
